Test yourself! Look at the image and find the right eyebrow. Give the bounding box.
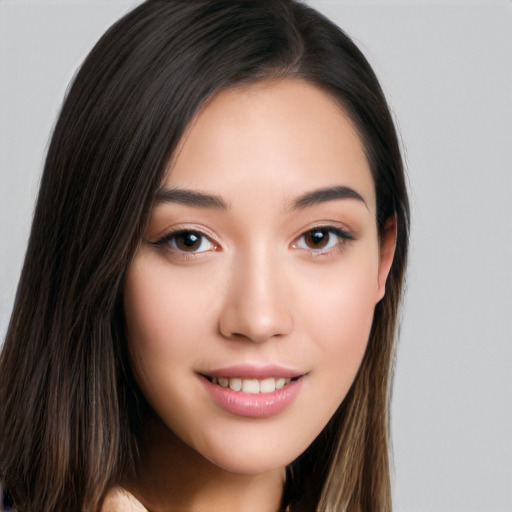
[154,187,229,210]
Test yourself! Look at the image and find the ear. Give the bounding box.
[376,215,397,302]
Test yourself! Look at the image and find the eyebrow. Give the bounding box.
[154,185,366,211]
[291,185,367,210]
[154,187,228,210]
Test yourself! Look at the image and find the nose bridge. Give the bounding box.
[219,242,293,343]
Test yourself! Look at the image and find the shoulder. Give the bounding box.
[100,487,149,512]
[1,482,148,512]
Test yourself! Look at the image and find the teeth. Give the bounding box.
[211,376,292,393]
[259,378,276,393]
[229,377,242,391]
[242,379,259,394]
[275,378,287,390]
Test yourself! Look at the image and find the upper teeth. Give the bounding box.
[211,377,292,393]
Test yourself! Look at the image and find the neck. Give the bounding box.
[127,415,285,512]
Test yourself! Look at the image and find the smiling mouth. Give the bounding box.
[204,376,297,394]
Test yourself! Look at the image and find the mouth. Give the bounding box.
[199,369,304,418]
[203,375,298,394]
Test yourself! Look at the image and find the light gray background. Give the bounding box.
[1,1,511,511]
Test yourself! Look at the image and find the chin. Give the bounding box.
[204,449,293,476]
[188,422,317,477]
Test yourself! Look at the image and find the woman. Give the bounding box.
[0,1,409,511]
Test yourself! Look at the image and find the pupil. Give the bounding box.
[307,229,328,248]
[177,232,200,250]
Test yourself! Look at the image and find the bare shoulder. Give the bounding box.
[100,487,149,512]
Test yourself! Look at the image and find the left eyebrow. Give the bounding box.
[291,185,367,210]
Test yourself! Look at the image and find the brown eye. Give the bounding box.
[154,230,216,253]
[174,231,202,251]
[303,229,330,249]
[295,226,353,252]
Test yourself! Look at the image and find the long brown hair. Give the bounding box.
[0,1,409,510]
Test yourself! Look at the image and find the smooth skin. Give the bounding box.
[123,79,396,512]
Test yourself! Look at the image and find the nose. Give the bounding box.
[218,250,293,343]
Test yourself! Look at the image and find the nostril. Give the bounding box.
[217,283,294,342]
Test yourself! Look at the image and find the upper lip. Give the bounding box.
[200,363,304,379]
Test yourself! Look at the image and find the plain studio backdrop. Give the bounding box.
[1,1,511,511]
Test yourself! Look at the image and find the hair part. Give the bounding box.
[0,1,409,510]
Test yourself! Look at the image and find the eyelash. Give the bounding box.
[150,229,218,257]
[150,225,354,258]
[293,226,354,255]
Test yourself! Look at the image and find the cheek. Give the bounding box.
[123,259,211,397]
[124,255,218,348]
[313,284,374,396]
[295,253,379,412]
[123,260,218,452]
[297,248,380,346]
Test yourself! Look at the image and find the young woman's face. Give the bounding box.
[124,79,395,475]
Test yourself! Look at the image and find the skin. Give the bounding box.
[123,79,396,512]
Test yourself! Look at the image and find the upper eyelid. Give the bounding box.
[150,225,218,245]
[149,222,355,248]
[149,230,218,258]
[293,226,354,244]
[290,227,354,258]
[293,223,355,241]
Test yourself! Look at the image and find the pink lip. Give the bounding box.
[199,364,304,418]
[201,376,302,418]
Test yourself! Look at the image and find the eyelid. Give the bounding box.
[291,224,355,254]
[148,222,354,257]
[149,226,220,255]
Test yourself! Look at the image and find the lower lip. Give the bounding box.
[201,376,302,418]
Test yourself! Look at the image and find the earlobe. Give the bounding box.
[376,215,397,302]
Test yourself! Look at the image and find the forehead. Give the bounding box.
[165,79,375,213]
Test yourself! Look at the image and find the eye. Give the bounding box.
[153,229,216,253]
[294,227,353,252]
